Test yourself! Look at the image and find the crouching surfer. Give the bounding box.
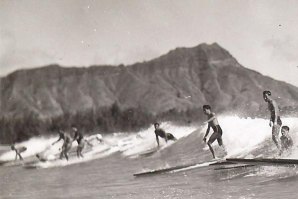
[280,125,293,154]
[11,145,27,161]
[154,122,177,148]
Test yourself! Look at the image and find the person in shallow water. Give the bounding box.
[202,105,226,159]
[154,122,177,148]
[52,130,72,161]
[11,145,27,161]
[263,90,282,154]
[280,126,293,153]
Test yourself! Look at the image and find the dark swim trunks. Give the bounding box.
[155,129,177,141]
[166,133,177,141]
[74,132,84,145]
[275,116,282,126]
[208,125,223,146]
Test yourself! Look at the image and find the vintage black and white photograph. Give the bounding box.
[1,0,298,198]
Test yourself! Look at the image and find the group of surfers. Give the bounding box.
[10,90,294,161]
[153,90,294,159]
[11,127,103,161]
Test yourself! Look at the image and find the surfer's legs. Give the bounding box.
[60,143,72,161]
[77,146,84,158]
[207,142,215,158]
[215,126,227,155]
[17,152,23,160]
[272,124,281,151]
[76,149,80,158]
[64,143,72,161]
[77,141,85,158]
[216,135,227,155]
[64,151,69,161]
[207,132,218,158]
[59,147,64,159]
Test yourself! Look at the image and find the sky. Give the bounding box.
[1,0,298,86]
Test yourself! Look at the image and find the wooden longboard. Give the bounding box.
[214,164,255,170]
[133,163,199,177]
[133,159,228,177]
[226,158,298,165]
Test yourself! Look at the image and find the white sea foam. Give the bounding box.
[29,144,115,169]
[112,123,197,157]
[198,115,298,158]
[1,116,297,168]
[0,137,58,161]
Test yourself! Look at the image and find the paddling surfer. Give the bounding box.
[263,90,282,153]
[11,145,27,161]
[154,123,177,148]
[52,130,72,161]
[202,105,226,159]
[280,126,293,152]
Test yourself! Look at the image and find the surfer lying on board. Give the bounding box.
[202,105,226,159]
[52,130,72,161]
[72,126,93,158]
[11,145,27,161]
[263,90,282,154]
[154,122,177,148]
[280,126,293,153]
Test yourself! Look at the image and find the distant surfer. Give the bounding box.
[86,133,104,146]
[154,123,177,148]
[11,145,27,161]
[95,134,104,143]
[263,90,282,153]
[202,105,226,159]
[52,130,72,161]
[72,126,92,158]
[35,154,48,162]
[280,126,293,153]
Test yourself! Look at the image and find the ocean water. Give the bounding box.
[1,116,298,199]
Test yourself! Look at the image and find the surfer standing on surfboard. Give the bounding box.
[11,145,27,161]
[52,130,72,161]
[154,123,177,148]
[263,90,282,154]
[202,105,226,159]
[72,126,93,158]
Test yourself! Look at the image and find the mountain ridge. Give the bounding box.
[0,42,298,143]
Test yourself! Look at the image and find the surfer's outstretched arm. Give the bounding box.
[52,137,61,145]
